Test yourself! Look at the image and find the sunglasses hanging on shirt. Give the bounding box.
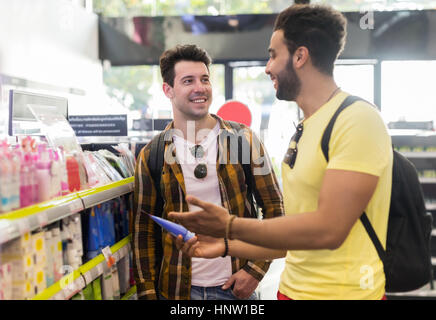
[283,122,304,169]
[190,144,207,179]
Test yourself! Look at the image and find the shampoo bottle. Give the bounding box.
[35,144,52,202]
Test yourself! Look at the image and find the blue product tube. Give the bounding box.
[148,215,195,241]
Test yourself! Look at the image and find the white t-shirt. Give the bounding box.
[173,122,232,287]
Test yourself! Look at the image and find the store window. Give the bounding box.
[102,64,225,132]
[94,0,436,17]
[381,60,436,126]
[232,64,299,185]
[334,63,375,103]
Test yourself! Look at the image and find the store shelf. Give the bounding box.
[0,177,134,245]
[400,152,436,159]
[32,236,131,300]
[428,203,436,211]
[77,177,134,208]
[420,178,436,184]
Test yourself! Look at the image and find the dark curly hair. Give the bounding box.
[159,44,212,87]
[274,4,347,76]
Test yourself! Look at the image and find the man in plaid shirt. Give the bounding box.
[132,44,284,300]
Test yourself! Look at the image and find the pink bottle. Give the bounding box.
[31,153,39,204]
[35,144,52,202]
[20,153,33,208]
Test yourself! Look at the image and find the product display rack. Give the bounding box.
[0,177,135,300]
[0,177,134,246]
[32,236,132,300]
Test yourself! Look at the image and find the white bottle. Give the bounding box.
[50,150,62,198]
[111,265,121,300]
[101,268,114,300]
[117,256,130,296]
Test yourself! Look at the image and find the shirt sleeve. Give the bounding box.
[327,102,392,177]
[131,147,160,300]
[241,129,285,281]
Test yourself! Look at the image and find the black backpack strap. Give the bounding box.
[226,121,257,218]
[321,95,360,162]
[360,212,387,263]
[148,131,166,216]
[321,95,387,262]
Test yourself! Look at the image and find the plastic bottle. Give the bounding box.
[0,153,12,213]
[31,153,39,204]
[9,148,21,210]
[50,150,62,198]
[19,153,33,208]
[66,154,81,192]
[111,265,121,300]
[76,153,88,190]
[101,268,114,300]
[36,144,52,202]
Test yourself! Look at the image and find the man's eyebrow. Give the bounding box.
[180,74,209,80]
[180,75,194,81]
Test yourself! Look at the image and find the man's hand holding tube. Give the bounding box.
[175,234,225,259]
[168,195,231,238]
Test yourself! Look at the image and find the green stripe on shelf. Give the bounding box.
[0,194,80,220]
[121,286,137,300]
[79,236,131,275]
[76,177,134,199]
[32,269,82,300]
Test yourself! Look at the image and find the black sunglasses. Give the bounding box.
[283,123,303,169]
[191,145,207,179]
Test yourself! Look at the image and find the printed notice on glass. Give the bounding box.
[68,115,128,137]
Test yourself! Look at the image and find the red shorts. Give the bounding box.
[277,291,387,300]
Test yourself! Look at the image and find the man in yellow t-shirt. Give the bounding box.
[279,91,392,300]
[169,4,393,300]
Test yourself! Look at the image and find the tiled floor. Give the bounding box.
[256,258,285,300]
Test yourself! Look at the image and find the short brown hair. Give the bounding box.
[159,44,212,87]
[274,4,347,75]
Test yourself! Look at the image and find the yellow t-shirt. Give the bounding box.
[279,91,393,300]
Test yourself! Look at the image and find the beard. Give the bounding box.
[275,59,301,102]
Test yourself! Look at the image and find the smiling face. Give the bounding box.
[265,30,301,102]
[164,60,212,121]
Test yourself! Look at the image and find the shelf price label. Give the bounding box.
[101,246,116,268]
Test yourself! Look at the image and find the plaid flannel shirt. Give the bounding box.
[132,115,284,300]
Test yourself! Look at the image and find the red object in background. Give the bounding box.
[217,100,252,127]
[66,156,81,192]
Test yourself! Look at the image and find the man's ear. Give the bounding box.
[293,46,310,69]
[163,82,174,99]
